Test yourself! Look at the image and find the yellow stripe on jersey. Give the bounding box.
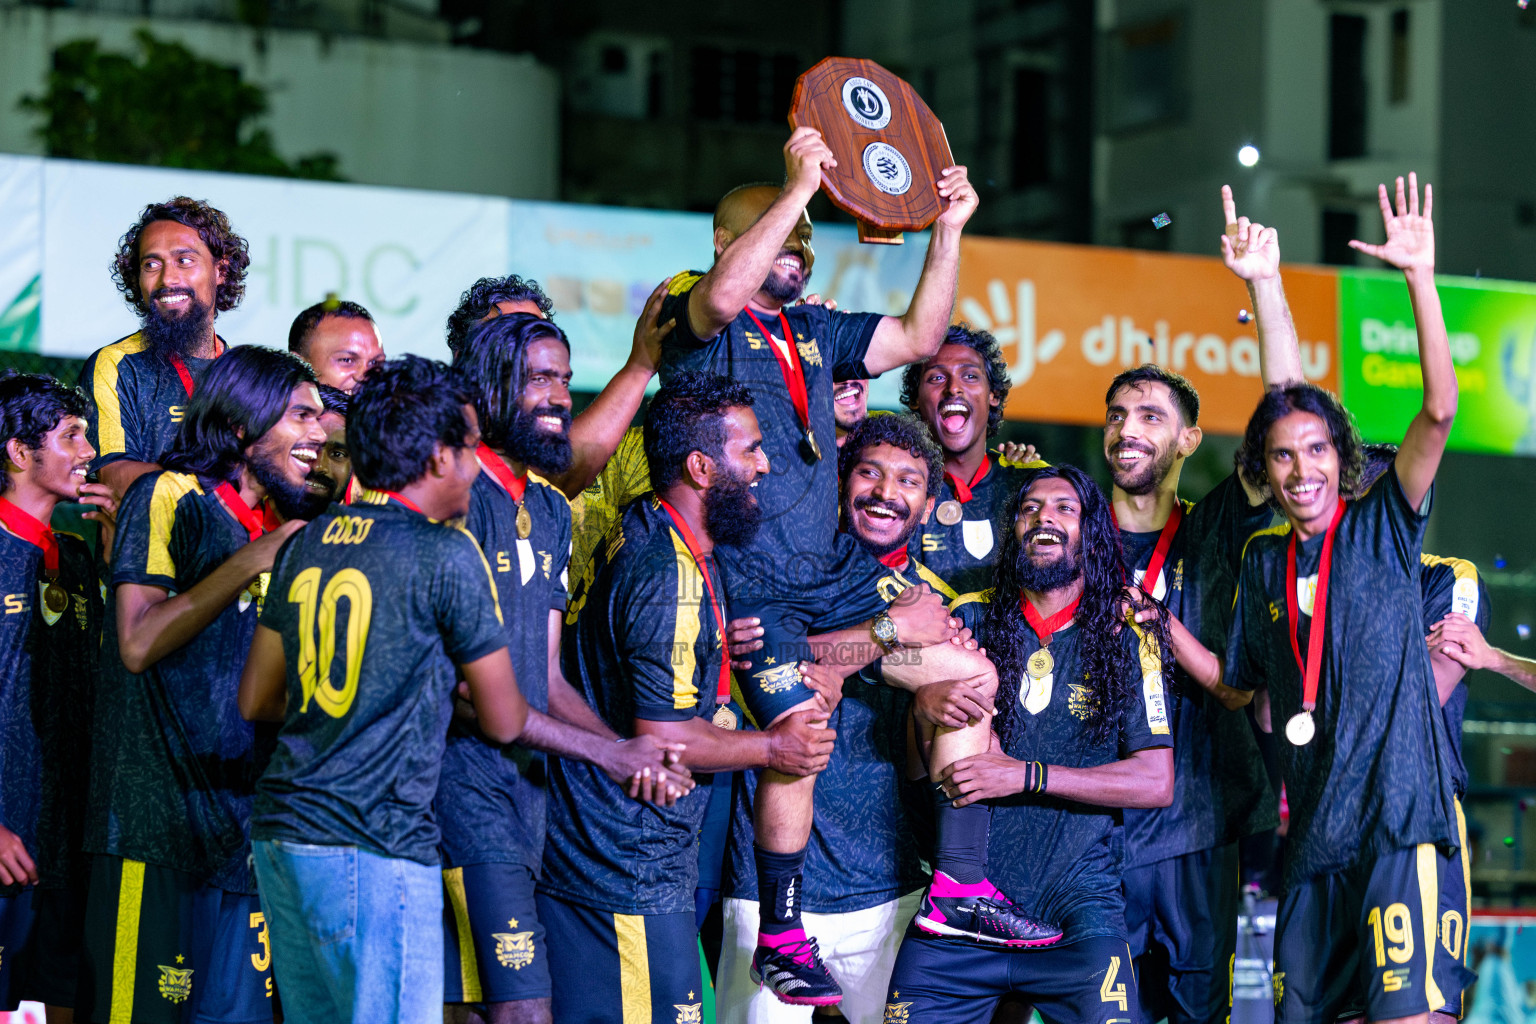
[666,271,702,297]
[1128,620,1171,736]
[109,858,146,1023]
[1417,843,1445,1010]
[946,589,994,615]
[1421,553,1480,583]
[92,333,146,458]
[1232,521,1292,611]
[442,868,483,1002]
[145,472,203,579]
[668,530,703,710]
[913,561,959,602]
[455,525,505,627]
[353,488,389,506]
[614,913,652,1024]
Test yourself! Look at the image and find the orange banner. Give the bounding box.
[955,237,1339,436]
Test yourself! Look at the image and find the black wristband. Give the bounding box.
[1024,760,1049,795]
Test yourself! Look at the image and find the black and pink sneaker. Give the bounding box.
[750,933,843,1006]
[914,871,1063,947]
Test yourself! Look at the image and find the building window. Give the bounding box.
[1389,9,1410,105]
[1012,68,1051,187]
[689,47,801,124]
[1103,15,1188,133]
[1321,209,1359,266]
[1329,14,1368,159]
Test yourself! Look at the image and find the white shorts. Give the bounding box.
[716,891,923,1024]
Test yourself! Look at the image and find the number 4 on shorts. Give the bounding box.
[1100,954,1128,1012]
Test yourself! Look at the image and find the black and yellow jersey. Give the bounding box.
[87,469,267,893]
[79,333,220,470]
[567,426,649,624]
[1419,553,1491,796]
[252,495,506,864]
[0,522,101,895]
[1227,467,1457,887]
[540,496,730,915]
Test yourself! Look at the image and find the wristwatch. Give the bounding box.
[872,611,900,654]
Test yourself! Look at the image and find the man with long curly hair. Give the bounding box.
[883,463,1176,1023]
[77,347,324,1024]
[81,197,250,505]
[901,323,1045,595]
[1178,175,1466,1024]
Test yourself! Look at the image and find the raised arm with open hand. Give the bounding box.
[1350,174,1454,510]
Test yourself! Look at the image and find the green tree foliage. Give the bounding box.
[19,30,343,180]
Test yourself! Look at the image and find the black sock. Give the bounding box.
[755,844,807,937]
[934,783,991,884]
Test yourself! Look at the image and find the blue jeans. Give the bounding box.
[253,839,443,1024]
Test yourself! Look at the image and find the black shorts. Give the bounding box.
[536,891,701,1024]
[717,533,900,728]
[885,928,1143,1024]
[1273,843,1470,1024]
[1123,842,1240,1024]
[75,854,274,1024]
[442,862,551,1004]
[1433,799,1476,1018]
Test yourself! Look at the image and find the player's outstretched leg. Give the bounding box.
[915,684,1062,947]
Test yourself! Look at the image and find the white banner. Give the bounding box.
[3,154,936,407]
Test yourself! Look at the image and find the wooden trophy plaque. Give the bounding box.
[789,56,955,245]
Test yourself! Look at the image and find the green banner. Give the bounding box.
[1339,269,1536,455]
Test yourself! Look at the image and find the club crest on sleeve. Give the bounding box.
[754,662,802,695]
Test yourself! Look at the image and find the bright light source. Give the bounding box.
[1237,145,1260,167]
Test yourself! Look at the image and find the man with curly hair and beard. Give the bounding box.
[902,323,1046,595]
[883,464,1176,1024]
[81,197,251,505]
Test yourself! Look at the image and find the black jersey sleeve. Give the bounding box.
[436,529,509,666]
[821,307,884,382]
[1224,545,1271,694]
[1121,623,1174,753]
[658,271,713,349]
[1420,557,1492,633]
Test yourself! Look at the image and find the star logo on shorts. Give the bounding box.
[157,964,194,1003]
[492,929,536,970]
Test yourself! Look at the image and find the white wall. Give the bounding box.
[0,6,559,200]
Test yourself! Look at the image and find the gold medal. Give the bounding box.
[936,500,962,526]
[1285,710,1315,747]
[1026,647,1054,679]
[712,705,738,731]
[515,503,532,540]
[805,429,822,462]
[43,582,68,614]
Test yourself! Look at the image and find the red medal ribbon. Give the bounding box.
[476,444,527,503]
[945,457,991,504]
[167,337,222,397]
[657,498,732,706]
[261,503,284,532]
[1021,594,1082,644]
[1139,503,1183,597]
[168,355,196,397]
[743,308,812,436]
[878,548,910,569]
[382,491,426,515]
[1285,500,1347,714]
[214,482,268,541]
[0,497,60,575]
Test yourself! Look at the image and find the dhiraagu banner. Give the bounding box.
[1339,269,1536,455]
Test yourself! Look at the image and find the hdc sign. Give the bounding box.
[956,237,1339,436]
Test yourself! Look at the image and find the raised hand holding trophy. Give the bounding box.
[789,56,956,244]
